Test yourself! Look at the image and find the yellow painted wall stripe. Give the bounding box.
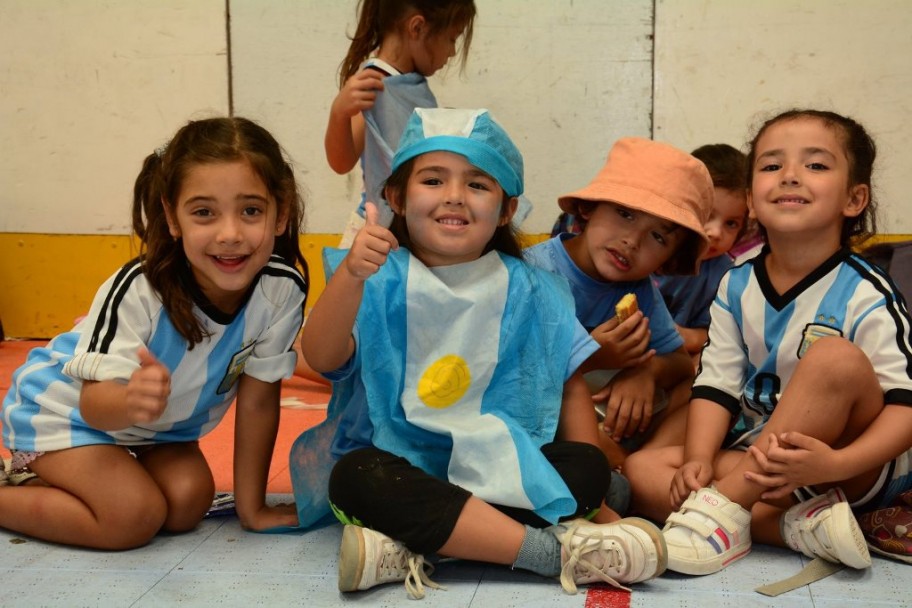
[1,232,908,339]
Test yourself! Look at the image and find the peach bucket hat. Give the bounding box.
[558,137,713,264]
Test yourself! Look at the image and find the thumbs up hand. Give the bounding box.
[345,202,399,280]
[126,348,171,424]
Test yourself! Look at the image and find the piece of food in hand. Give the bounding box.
[615,293,638,322]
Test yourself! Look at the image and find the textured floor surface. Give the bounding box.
[0,340,906,606]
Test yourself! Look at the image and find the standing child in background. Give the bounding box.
[327,0,476,247]
[0,117,308,548]
[625,109,912,576]
[525,138,713,473]
[294,0,477,382]
[300,108,666,599]
[655,144,748,362]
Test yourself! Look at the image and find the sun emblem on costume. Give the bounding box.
[418,354,471,408]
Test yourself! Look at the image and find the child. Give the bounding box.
[654,144,748,360]
[625,109,912,576]
[0,117,308,549]
[327,0,476,246]
[300,108,666,599]
[525,138,713,468]
[293,0,478,382]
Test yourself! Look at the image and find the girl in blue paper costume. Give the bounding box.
[326,0,477,247]
[0,117,308,549]
[299,108,666,599]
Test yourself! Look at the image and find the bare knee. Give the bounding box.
[94,492,169,550]
[802,337,872,383]
[159,471,215,533]
[624,446,680,520]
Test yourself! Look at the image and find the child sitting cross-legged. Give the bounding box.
[299,108,667,599]
[625,109,912,576]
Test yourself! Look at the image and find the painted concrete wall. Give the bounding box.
[0,0,229,235]
[3,1,909,235]
[230,0,653,234]
[653,0,912,233]
[1,1,910,337]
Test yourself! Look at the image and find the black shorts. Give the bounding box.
[328,441,610,554]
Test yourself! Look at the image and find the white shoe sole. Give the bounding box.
[621,517,669,581]
[667,535,751,575]
[826,502,871,569]
[338,525,367,592]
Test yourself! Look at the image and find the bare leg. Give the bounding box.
[436,496,527,564]
[715,338,883,509]
[625,445,683,522]
[639,398,689,451]
[0,445,167,549]
[139,442,214,532]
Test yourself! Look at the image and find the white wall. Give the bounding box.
[230,0,653,234]
[654,0,911,232]
[2,1,910,236]
[0,0,228,234]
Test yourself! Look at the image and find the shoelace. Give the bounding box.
[558,524,629,594]
[375,538,445,599]
[376,540,411,582]
[404,555,444,600]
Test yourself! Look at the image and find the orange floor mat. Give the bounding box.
[0,340,330,493]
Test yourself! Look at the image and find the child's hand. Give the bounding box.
[239,502,299,532]
[332,69,385,119]
[671,459,713,510]
[745,432,839,500]
[594,366,656,441]
[590,312,654,369]
[345,202,399,280]
[126,348,170,424]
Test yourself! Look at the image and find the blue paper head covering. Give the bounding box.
[391,108,524,198]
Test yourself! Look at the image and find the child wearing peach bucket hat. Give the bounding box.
[525,137,713,507]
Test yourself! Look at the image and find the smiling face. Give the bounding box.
[748,117,868,249]
[164,160,287,313]
[702,187,747,260]
[391,151,515,267]
[565,201,686,282]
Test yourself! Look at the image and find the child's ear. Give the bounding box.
[274,203,290,236]
[746,190,758,220]
[406,14,426,39]
[386,186,403,215]
[162,198,181,238]
[844,184,870,218]
[498,197,519,226]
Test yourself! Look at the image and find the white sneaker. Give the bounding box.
[663,487,752,575]
[556,517,667,594]
[781,488,871,569]
[337,525,444,599]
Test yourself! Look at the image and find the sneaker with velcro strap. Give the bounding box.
[781,488,871,569]
[662,486,752,575]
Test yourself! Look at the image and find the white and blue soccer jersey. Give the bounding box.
[694,246,912,443]
[2,256,306,451]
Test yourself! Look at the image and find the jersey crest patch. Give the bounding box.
[217,342,255,394]
[797,323,842,358]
